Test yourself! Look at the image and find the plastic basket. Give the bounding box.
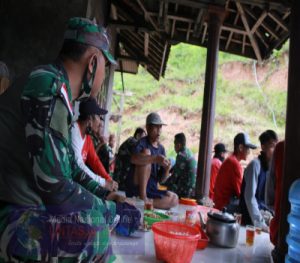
[152,221,201,263]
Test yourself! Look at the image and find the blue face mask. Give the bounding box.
[76,57,97,101]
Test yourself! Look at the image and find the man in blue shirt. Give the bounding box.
[125,112,178,209]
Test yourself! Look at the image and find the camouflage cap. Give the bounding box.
[64,17,117,65]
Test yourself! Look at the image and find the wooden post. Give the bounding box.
[195,7,224,200]
[277,1,300,260]
[103,63,116,136]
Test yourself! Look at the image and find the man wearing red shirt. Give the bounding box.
[209,143,227,200]
[213,133,256,211]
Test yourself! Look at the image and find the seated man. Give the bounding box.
[114,127,146,190]
[71,97,118,192]
[164,133,197,198]
[239,130,278,230]
[209,143,227,200]
[0,18,123,262]
[125,112,178,209]
[214,133,256,212]
[265,141,284,251]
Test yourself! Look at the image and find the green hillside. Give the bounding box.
[110,42,288,158]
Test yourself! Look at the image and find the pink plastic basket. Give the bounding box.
[152,221,201,263]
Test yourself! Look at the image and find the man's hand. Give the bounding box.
[105,180,119,191]
[155,154,170,168]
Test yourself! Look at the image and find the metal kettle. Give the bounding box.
[206,208,240,248]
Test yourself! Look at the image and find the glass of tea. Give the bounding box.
[246,225,255,246]
[144,199,153,211]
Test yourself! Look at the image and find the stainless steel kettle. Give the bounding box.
[206,208,240,248]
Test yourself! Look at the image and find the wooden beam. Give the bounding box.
[159,43,169,78]
[196,9,224,199]
[186,22,192,41]
[164,1,169,32]
[144,32,149,57]
[160,0,207,9]
[165,14,193,23]
[244,7,279,40]
[202,23,207,44]
[236,1,262,62]
[193,9,205,38]
[111,4,118,20]
[250,10,268,34]
[136,0,159,31]
[242,34,246,54]
[171,19,176,38]
[158,1,164,30]
[222,24,246,35]
[268,11,289,32]
[175,3,179,13]
[225,13,240,50]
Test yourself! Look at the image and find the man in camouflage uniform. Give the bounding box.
[113,127,146,190]
[0,17,118,262]
[164,133,197,198]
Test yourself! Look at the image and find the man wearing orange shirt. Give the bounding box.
[209,143,227,200]
[213,133,256,212]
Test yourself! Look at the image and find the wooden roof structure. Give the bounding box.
[111,0,291,80]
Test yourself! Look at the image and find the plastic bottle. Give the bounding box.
[286,179,300,263]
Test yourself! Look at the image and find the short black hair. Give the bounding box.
[134,127,146,138]
[259,130,278,145]
[59,40,90,62]
[174,133,186,146]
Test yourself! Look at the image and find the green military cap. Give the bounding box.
[64,17,117,65]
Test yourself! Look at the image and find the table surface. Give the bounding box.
[111,204,273,263]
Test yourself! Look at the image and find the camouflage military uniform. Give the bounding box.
[165,147,197,198]
[0,63,116,263]
[113,137,138,190]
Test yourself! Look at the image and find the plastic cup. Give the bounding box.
[246,225,255,246]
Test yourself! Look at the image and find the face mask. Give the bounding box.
[76,57,98,101]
